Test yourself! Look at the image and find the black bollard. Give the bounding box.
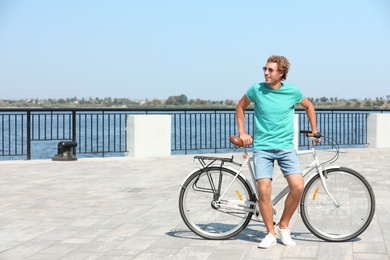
[52,141,78,161]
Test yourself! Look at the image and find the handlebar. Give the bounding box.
[300,130,322,139]
[229,131,339,165]
[229,131,322,147]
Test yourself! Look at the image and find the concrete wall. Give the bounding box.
[367,114,390,148]
[126,113,390,157]
[126,115,171,157]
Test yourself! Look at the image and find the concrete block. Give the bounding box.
[126,115,171,157]
[367,114,390,148]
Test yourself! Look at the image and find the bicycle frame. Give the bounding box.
[212,137,340,216]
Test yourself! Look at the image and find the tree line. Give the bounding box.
[0,94,389,109]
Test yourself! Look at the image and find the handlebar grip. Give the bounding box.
[300,130,322,138]
[313,132,322,138]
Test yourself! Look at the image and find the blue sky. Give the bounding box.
[0,0,389,101]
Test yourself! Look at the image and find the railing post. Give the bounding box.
[184,111,187,154]
[214,110,217,153]
[102,111,105,157]
[27,110,31,160]
[72,110,77,156]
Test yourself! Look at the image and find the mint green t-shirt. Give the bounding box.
[246,82,304,150]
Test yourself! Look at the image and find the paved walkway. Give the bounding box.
[0,148,389,260]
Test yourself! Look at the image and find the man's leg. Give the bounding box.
[257,178,275,234]
[253,150,278,249]
[277,149,304,229]
[257,178,278,249]
[274,173,304,246]
[279,174,304,229]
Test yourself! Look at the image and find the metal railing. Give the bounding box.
[297,110,371,148]
[0,108,147,159]
[0,108,388,160]
[170,110,254,153]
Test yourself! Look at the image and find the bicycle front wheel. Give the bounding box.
[300,167,375,242]
[179,167,255,240]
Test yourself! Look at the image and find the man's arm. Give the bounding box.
[300,97,319,133]
[236,94,253,146]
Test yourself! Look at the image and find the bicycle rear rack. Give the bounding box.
[194,155,243,168]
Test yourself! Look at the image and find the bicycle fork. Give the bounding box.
[317,166,340,207]
[302,149,340,208]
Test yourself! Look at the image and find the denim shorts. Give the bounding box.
[253,149,302,180]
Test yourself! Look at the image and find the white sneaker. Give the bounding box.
[258,233,277,249]
[275,225,296,246]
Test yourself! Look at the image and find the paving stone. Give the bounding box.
[0,148,389,259]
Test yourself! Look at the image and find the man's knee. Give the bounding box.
[286,174,304,194]
[291,183,304,195]
[257,178,272,200]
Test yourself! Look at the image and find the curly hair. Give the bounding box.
[267,55,290,81]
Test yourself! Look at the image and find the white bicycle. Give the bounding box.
[178,131,375,242]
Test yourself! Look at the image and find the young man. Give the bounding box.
[235,55,319,249]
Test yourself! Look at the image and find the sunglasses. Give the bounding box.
[262,67,275,73]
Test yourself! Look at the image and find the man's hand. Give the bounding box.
[313,132,322,144]
[239,133,253,147]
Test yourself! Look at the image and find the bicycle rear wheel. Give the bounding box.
[300,167,375,242]
[179,167,255,240]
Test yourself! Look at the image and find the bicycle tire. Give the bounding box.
[300,167,375,242]
[179,167,255,240]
